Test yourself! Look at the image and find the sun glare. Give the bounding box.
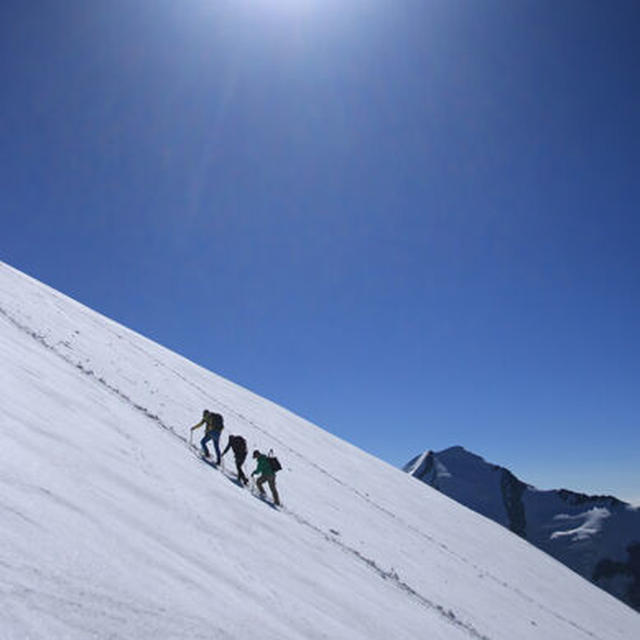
[252,0,321,17]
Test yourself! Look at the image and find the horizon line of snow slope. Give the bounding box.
[1,261,638,640]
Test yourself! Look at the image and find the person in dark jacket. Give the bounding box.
[190,410,224,464]
[221,434,248,485]
[251,450,280,506]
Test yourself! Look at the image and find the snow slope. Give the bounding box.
[405,447,640,612]
[1,261,638,640]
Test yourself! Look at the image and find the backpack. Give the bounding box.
[230,435,247,456]
[205,411,224,431]
[267,449,282,473]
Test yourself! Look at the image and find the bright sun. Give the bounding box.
[252,0,320,16]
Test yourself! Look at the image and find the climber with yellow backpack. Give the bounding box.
[190,409,224,464]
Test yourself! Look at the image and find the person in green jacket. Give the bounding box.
[251,450,280,506]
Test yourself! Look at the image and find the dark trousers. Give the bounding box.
[201,430,221,463]
[234,452,248,485]
[257,474,280,506]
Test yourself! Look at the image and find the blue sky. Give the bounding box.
[2,1,639,502]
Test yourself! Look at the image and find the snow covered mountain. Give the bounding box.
[1,260,638,640]
[405,446,640,613]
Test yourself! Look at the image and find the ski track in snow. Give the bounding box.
[0,300,611,640]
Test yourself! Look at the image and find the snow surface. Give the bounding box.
[551,508,612,542]
[1,261,638,640]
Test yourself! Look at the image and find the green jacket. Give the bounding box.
[252,455,273,478]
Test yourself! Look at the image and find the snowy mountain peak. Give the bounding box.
[405,446,640,612]
[2,260,639,639]
[406,446,497,474]
[441,445,476,457]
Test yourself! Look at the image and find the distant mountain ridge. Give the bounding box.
[405,446,640,612]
